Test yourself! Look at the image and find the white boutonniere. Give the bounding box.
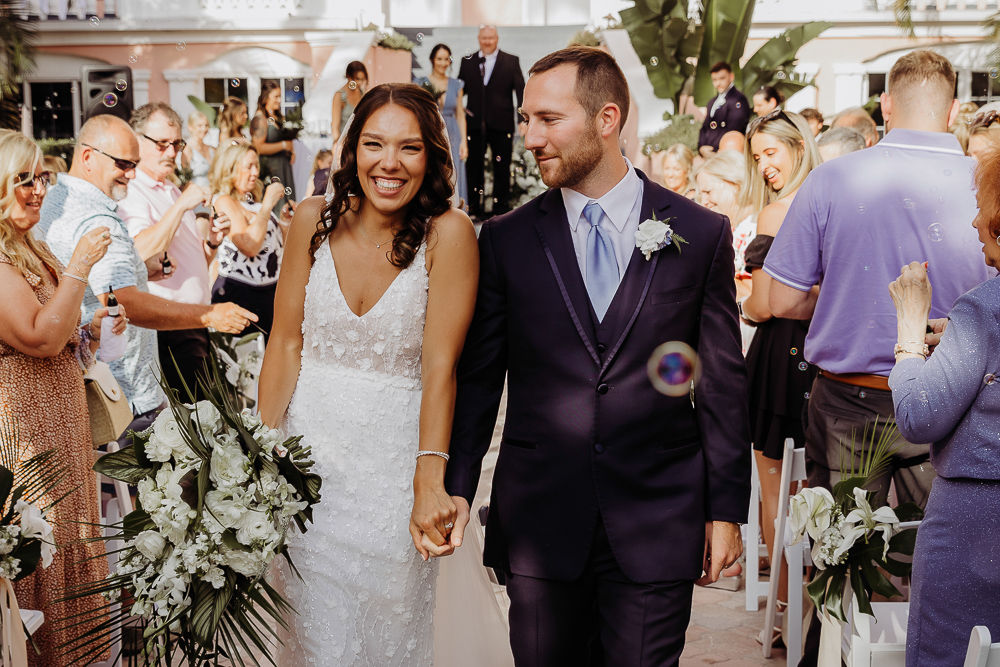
[635,217,688,261]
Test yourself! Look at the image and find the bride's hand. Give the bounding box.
[410,484,458,561]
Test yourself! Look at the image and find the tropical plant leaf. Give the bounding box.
[621,0,701,106]
[739,21,831,99]
[187,95,218,127]
[892,502,924,523]
[851,564,872,618]
[93,444,154,484]
[692,0,757,105]
[859,557,902,600]
[888,524,918,556]
[0,2,38,98]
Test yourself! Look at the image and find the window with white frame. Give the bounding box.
[30,82,76,139]
[260,77,305,119]
[204,78,249,116]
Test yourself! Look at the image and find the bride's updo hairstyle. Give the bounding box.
[310,82,455,268]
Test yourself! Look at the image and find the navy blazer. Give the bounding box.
[698,88,751,152]
[457,50,525,135]
[445,171,752,584]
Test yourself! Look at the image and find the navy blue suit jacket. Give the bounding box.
[698,88,751,152]
[444,171,751,584]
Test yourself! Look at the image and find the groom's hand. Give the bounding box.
[449,496,471,550]
[695,521,743,586]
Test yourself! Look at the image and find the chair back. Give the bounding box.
[966,626,1000,667]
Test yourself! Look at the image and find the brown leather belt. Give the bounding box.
[818,369,890,392]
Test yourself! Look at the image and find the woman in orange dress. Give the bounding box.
[0,132,127,666]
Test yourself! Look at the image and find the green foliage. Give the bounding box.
[738,22,832,102]
[569,29,603,47]
[0,1,37,99]
[377,32,417,52]
[642,114,702,154]
[36,137,76,162]
[620,0,703,108]
[186,95,218,128]
[865,0,914,38]
[693,0,758,106]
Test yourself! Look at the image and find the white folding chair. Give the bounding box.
[763,438,808,666]
[841,598,909,667]
[745,455,770,611]
[965,626,1000,667]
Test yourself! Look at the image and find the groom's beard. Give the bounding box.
[533,125,603,190]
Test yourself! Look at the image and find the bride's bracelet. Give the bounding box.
[415,451,450,462]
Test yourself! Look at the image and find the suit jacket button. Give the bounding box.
[594,443,605,454]
[597,343,607,354]
[597,383,609,395]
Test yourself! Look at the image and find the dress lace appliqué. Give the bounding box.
[277,243,435,666]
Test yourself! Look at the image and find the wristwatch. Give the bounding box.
[737,298,755,325]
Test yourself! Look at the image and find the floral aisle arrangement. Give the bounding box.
[788,417,922,622]
[208,331,264,410]
[63,367,322,666]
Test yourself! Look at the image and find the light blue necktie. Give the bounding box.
[583,201,619,322]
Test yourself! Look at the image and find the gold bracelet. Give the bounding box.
[62,272,88,284]
[893,341,928,358]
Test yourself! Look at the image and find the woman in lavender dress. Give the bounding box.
[416,44,468,209]
[889,144,1000,666]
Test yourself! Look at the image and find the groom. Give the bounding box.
[445,46,751,666]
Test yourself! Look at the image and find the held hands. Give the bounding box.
[205,302,258,334]
[695,521,743,586]
[409,485,461,561]
[67,226,113,277]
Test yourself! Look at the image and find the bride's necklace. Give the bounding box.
[358,219,393,249]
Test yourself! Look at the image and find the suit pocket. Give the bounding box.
[659,439,701,459]
[649,287,699,305]
[500,437,537,450]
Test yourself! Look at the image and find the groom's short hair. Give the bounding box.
[529,46,630,133]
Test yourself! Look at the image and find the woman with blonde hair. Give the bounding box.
[738,109,821,647]
[182,110,215,188]
[659,143,697,198]
[209,140,293,342]
[217,96,249,144]
[0,132,127,665]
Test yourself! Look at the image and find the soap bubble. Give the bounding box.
[293,85,300,92]
[647,341,700,397]
[176,41,186,51]
[102,93,118,108]
[927,223,945,242]
[985,373,997,386]
[416,33,424,43]
[649,57,659,66]
[348,81,358,90]
[90,16,100,27]
[51,315,61,323]
[284,187,292,196]
[790,347,798,355]
[868,320,876,329]
[128,54,138,64]
[991,68,999,79]
[115,79,127,92]
[798,362,808,371]
[882,149,892,158]
[857,204,866,213]
[44,99,52,109]
[859,391,866,399]
[230,79,240,88]
[944,169,952,176]
[244,193,254,203]
[735,102,741,108]
[804,392,811,399]
[776,70,787,80]
[903,198,916,210]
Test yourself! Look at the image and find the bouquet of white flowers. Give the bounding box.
[63,363,321,665]
[788,417,921,621]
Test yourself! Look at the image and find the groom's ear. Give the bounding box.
[597,103,622,140]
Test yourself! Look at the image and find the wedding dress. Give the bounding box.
[277,241,437,666]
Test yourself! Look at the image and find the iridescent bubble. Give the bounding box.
[776,70,786,80]
[102,93,118,108]
[416,32,424,43]
[649,57,659,67]
[882,149,892,158]
[90,16,100,27]
[284,187,292,196]
[70,85,78,94]
[903,198,916,210]
[991,68,999,79]
[804,392,811,400]
[985,373,997,386]
[348,81,358,90]
[798,362,808,371]
[859,391,866,399]
[790,348,798,355]
[244,193,254,203]
[927,223,945,242]
[176,41,186,51]
[267,116,275,126]
[128,54,138,64]
[230,79,240,88]
[735,102,741,108]
[44,100,52,109]
[653,143,661,151]
[115,79,127,92]
[647,341,701,397]
[863,265,870,271]
[868,320,876,328]
[944,169,952,176]
[293,85,300,92]
[496,155,502,162]
[857,204,866,213]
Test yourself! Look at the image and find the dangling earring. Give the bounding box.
[996,234,1000,246]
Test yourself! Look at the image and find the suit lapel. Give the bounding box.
[597,172,673,377]
[535,190,600,365]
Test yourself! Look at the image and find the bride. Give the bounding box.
[258,82,479,665]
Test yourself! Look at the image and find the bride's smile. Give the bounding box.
[357,104,428,216]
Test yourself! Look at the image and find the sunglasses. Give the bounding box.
[14,172,51,191]
[143,134,187,152]
[748,108,795,135]
[81,144,139,172]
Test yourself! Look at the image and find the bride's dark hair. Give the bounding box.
[309,83,455,268]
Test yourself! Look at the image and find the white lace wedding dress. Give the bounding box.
[277,242,437,666]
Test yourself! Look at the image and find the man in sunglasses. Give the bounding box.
[42,114,257,445]
[118,102,230,397]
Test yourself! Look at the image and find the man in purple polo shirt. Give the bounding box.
[765,50,993,506]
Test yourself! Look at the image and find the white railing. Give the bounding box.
[17,0,117,20]
[199,0,302,12]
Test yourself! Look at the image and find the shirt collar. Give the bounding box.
[563,159,642,233]
[134,168,174,191]
[878,128,966,156]
[59,174,118,212]
[479,49,499,62]
[718,83,734,99]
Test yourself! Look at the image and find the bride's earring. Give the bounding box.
[996,234,1000,246]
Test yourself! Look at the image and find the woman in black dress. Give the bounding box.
[251,81,295,217]
[738,109,821,644]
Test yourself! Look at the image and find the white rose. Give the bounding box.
[205,490,246,530]
[144,434,174,463]
[210,444,249,487]
[192,401,223,437]
[220,544,266,577]
[137,477,164,511]
[634,220,669,260]
[152,410,189,460]
[133,530,167,561]
[236,511,274,546]
[15,501,55,567]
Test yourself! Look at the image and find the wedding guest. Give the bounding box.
[817,127,866,161]
[43,115,255,444]
[800,108,824,137]
[966,111,1000,161]
[888,145,1000,666]
[303,148,333,199]
[949,101,981,153]
[718,130,746,153]
[331,61,368,142]
[659,144,697,198]
[0,131,125,667]
[181,110,214,189]
[698,61,751,157]
[458,25,525,219]
[119,103,229,396]
[417,43,469,208]
[218,96,249,144]
[752,85,782,117]
[766,50,993,510]
[209,141,293,343]
[831,106,879,146]
[251,82,295,217]
[696,151,755,298]
[739,111,821,645]
[42,155,66,185]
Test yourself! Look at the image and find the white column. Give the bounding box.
[132,68,151,107]
[162,70,200,128]
[832,64,866,114]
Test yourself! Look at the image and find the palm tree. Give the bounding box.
[0,0,37,130]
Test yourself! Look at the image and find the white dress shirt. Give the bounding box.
[562,159,644,287]
[710,84,733,117]
[479,49,499,86]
